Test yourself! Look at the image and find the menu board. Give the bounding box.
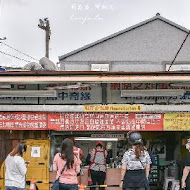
[48,113,163,131]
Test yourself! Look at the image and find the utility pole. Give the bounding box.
[38,18,51,58]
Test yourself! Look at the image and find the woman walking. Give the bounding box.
[5,142,27,190]
[120,132,151,190]
[53,138,80,190]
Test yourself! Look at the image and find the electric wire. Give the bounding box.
[168,30,190,71]
[0,50,30,62]
[0,41,38,61]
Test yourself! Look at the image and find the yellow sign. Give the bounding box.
[84,104,142,112]
[164,113,190,131]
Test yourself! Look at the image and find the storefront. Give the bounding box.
[0,110,189,189]
[0,71,190,189]
[48,109,190,189]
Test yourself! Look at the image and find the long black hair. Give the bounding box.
[60,138,74,168]
[10,142,27,157]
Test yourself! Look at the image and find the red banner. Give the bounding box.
[48,113,163,131]
[0,112,48,130]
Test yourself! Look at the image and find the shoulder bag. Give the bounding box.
[51,163,67,190]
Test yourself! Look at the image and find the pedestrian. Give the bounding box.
[70,137,85,184]
[181,138,190,190]
[86,141,109,190]
[53,138,80,190]
[70,137,84,162]
[5,141,28,190]
[120,132,151,190]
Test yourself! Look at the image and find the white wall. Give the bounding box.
[60,19,190,71]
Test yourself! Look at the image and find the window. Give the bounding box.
[91,63,110,71]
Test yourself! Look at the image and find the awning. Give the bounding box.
[0,71,190,84]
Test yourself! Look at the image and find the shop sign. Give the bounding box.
[84,104,142,112]
[39,83,102,104]
[48,113,163,131]
[0,112,48,130]
[91,134,125,140]
[164,113,190,131]
[107,83,190,104]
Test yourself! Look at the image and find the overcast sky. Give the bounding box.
[0,0,190,68]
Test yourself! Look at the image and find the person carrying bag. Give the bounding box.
[51,163,66,190]
[53,138,80,190]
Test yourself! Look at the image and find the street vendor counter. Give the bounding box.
[50,168,121,190]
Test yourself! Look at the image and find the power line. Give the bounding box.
[0,50,31,63]
[168,30,190,71]
[0,41,38,61]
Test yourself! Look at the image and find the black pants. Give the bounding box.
[90,170,106,190]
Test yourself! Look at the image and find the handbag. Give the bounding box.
[88,168,93,185]
[51,163,67,190]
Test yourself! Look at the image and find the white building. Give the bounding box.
[59,13,190,72]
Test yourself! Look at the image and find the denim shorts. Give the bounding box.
[59,183,78,190]
[5,186,25,190]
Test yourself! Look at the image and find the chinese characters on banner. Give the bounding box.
[164,113,190,131]
[48,113,163,131]
[0,112,48,130]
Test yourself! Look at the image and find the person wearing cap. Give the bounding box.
[86,141,109,190]
[181,138,190,190]
[120,132,151,190]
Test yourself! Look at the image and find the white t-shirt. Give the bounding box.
[5,155,27,188]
